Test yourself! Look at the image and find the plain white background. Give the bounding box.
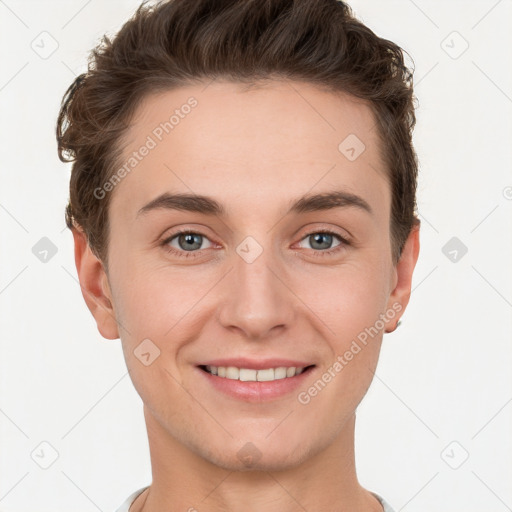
[0,0,511,511]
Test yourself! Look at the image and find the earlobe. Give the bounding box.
[72,227,119,340]
[385,222,420,333]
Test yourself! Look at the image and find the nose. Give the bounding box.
[216,242,295,340]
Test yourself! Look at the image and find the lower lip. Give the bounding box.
[196,366,316,402]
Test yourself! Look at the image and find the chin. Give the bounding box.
[195,436,314,473]
[209,452,308,473]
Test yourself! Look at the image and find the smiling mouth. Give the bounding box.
[198,364,316,382]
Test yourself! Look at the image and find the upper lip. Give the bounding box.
[197,358,315,370]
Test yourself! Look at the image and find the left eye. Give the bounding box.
[297,232,344,251]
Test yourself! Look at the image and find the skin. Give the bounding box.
[72,80,420,512]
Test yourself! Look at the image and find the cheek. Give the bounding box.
[294,260,389,394]
[109,267,190,409]
[109,259,216,389]
[110,256,206,335]
[295,258,390,337]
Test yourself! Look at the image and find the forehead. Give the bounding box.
[110,79,389,220]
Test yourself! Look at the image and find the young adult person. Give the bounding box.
[56,1,421,510]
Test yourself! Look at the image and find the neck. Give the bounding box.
[132,407,383,512]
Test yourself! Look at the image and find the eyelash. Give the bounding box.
[160,229,350,259]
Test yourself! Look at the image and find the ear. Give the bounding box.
[72,227,119,340]
[384,222,420,332]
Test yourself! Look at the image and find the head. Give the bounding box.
[57,0,420,471]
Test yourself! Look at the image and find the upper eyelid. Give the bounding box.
[297,230,347,243]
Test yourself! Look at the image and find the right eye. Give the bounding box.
[161,230,214,258]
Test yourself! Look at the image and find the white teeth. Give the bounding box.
[203,365,308,381]
[226,366,239,379]
[239,368,257,381]
[257,368,275,382]
[274,367,287,379]
[286,367,296,377]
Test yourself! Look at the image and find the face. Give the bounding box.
[76,79,419,472]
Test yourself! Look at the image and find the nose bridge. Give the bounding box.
[217,235,293,339]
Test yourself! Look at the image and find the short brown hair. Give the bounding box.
[57,0,419,266]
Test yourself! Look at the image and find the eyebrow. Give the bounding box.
[136,190,372,218]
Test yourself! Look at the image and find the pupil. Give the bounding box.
[312,233,331,250]
[180,233,201,251]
